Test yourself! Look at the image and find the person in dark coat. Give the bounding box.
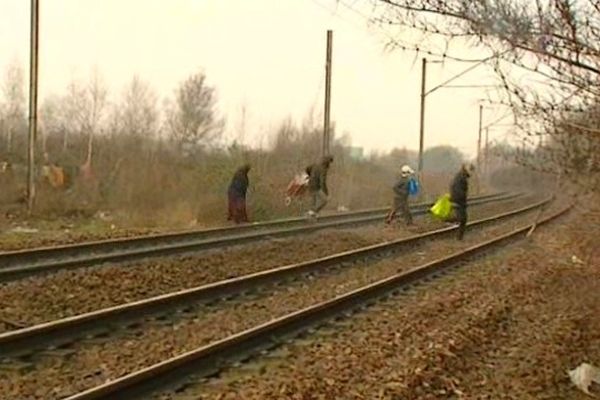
[449,164,472,240]
[306,155,334,218]
[227,164,251,224]
[385,165,414,225]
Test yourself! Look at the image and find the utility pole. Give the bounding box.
[485,127,489,178]
[477,104,483,170]
[413,56,494,198]
[322,30,333,158]
[475,105,483,194]
[27,0,39,214]
[417,57,426,174]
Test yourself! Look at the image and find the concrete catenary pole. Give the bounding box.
[417,57,427,175]
[322,30,333,157]
[27,0,40,214]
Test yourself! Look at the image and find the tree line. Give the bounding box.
[364,0,599,191]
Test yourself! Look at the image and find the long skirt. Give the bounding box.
[228,193,248,224]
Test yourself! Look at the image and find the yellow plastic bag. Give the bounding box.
[430,193,453,220]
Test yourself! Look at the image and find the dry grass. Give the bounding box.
[0,124,494,232]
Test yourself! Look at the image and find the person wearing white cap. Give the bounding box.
[401,165,414,176]
[385,164,415,225]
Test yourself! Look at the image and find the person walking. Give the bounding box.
[449,164,472,240]
[306,155,334,219]
[227,164,251,224]
[385,165,415,226]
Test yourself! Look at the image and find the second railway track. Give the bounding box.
[0,192,512,282]
[0,196,560,400]
[68,206,568,400]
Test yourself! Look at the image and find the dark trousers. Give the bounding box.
[310,190,328,213]
[453,202,467,240]
[386,196,412,225]
[228,194,248,224]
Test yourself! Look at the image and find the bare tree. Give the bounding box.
[39,94,62,159]
[167,72,224,153]
[85,70,108,136]
[1,60,26,155]
[59,80,86,152]
[36,77,107,194]
[79,71,107,173]
[116,75,159,138]
[57,72,108,154]
[361,0,600,189]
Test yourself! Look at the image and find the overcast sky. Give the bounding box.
[0,0,513,157]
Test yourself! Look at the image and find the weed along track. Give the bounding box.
[0,197,565,400]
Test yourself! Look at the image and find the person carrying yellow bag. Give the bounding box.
[449,164,473,240]
[430,164,473,240]
[430,193,454,220]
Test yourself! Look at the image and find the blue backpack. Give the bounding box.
[407,177,419,196]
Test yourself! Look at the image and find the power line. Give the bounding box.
[309,0,492,63]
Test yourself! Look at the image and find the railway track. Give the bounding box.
[0,197,560,400]
[0,192,512,282]
[50,200,569,400]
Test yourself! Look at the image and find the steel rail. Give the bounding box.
[0,192,506,263]
[0,192,515,282]
[0,196,547,360]
[62,203,570,400]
